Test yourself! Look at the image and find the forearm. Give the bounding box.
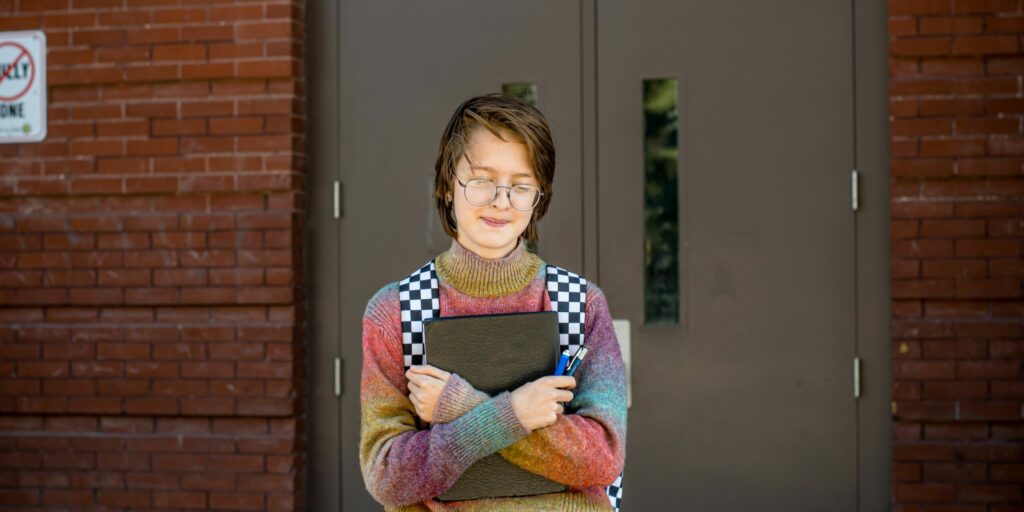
[359,316,530,507]
[434,354,626,488]
[360,391,528,507]
[425,286,628,489]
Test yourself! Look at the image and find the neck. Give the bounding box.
[435,238,542,298]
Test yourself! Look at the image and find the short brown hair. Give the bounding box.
[433,93,555,253]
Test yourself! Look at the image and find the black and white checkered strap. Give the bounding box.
[398,260,439,368]
[544,265,624,512]
[544,265,587,356]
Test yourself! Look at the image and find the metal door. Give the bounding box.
[596,1,858,509]
[335,2,584,509]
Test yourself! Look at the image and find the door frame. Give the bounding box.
[304,0,890,510]
[305,0,343,509]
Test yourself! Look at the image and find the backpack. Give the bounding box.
[398,260,625,511]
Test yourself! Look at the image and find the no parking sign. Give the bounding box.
[0,31,46,143]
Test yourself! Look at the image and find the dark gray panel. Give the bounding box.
[305,0,341,509]
[854,0,893,510]
[336,2,583,510]
[597,0,857,509]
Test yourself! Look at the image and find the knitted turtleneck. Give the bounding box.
[359,240,627,511]
[435,238,542,298]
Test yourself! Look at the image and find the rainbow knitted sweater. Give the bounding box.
[359,238,628,511]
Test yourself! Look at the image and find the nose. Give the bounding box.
[491,186,512,209]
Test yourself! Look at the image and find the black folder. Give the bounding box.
[424,311,568,501]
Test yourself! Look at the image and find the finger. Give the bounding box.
[408,380,421,392]
[542,376,577,389]
[411,365,451,381]
[556,404,564,414]
[555,390,574,403]
[414,374,445,387]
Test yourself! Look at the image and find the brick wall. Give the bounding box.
[889,0,1024,509]
[0,1,306,510]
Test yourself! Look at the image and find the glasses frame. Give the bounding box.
[452,172,544,211]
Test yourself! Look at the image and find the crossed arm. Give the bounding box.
[416,287,627,489]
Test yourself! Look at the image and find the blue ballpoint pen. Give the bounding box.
[554,349,571,376]
[566,348,588,377]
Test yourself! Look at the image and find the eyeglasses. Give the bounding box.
[453,174,543,211]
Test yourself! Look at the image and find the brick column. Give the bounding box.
[889,0,1023,508]
[0,2,307,510]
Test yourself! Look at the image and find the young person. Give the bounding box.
[359,93,627,510]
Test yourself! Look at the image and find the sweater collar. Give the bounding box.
[435,238,542,298]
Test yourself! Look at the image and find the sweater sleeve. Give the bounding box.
[429,285,628,489]
[358,287,531,508]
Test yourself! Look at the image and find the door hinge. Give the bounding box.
[334,357,343,396]
[333,180,342,219]
[851,170,859,211]
[853,357,861,399]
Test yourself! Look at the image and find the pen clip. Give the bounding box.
[566,347,587,377]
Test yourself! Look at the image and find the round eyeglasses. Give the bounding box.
[454,175,543,211]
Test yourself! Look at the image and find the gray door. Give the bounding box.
[310,0,869,510]
[335,2,584,510]
[596,1,857,510]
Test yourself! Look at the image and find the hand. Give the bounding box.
[405,365,451,423]
[510,375,576,431]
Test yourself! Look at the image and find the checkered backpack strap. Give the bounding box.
[544,265,624,512]
[398,260,440,370]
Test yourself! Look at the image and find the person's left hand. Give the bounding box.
[405,365,451,423]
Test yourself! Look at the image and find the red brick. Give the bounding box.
[989,218,1024,237]
[957,360,1021,378]
[152,43,206,61]
[127,138,179,156]
[42,489,93,507]
[125,472,178,490]
[174,397,233,416]
[182,62,236,80]
[953,0,1016,12]
[960,401,1022,420]
[892,159,954,178]
[893,279,956,299]
[182,24,234,41]
[123,398,178,415]
[238,473,293,492]
[952,35,1019,54]
[958,483,1023,501]
[208,491,264,510]
[920,139,987,157]
[154,490,207,509]
[923,461,989,479]
[957,239,1020,257]
[237,398,291,416]
[985,13,1024,31]
[154,269,207,286]
[181,472,236,490]
[98,490,151,508]
[958,158,1021,177]
[921,15,985,34]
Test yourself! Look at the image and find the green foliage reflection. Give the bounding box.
[643,78,679,324]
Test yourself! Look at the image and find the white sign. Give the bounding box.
[0,31,46,143]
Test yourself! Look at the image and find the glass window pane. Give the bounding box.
[502,82,538,106]
[643,78,680,325]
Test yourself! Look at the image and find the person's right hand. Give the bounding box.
[510,375,576,431]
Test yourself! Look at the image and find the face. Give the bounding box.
[450,128,538,259]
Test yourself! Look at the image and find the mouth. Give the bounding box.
[481,217,511,228]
